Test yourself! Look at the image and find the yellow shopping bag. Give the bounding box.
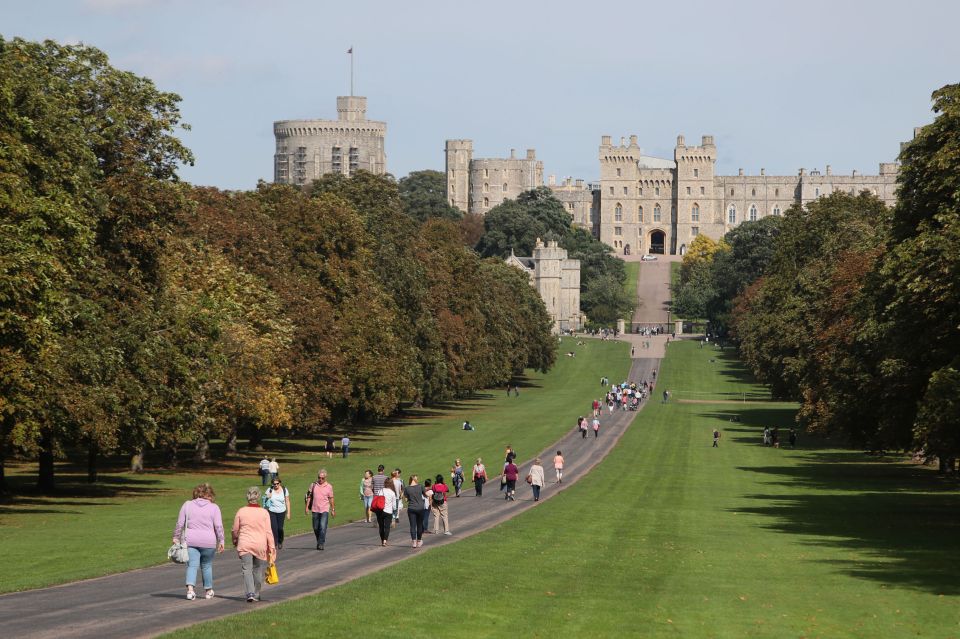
[265,562,279,585]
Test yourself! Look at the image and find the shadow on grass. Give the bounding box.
[0,474,165,513]
[735,450,960,594]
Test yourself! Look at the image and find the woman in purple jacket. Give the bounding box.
[173,483,225,600]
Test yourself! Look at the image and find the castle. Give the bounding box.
[446,134,900,256]
[273,96,386,186]
[505,239,583,332]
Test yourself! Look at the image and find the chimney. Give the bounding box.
[826,165,832,176]
[852,169,858,177]
[575,178,584,188]
[601,135,612,146]
[760,168,765,176]
[738,168,744,176]
[629,135,638,146]
[677,134,685,147]
[799,168,806,176]
[548,174,556,186]
[526,149,536,159]
[510,149,516,159]
[702,135,714,146]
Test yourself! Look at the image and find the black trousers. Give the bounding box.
[376,510,392,542]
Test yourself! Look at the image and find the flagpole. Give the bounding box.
[349,46,354,97]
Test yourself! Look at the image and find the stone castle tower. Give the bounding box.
[506,239,583,332]
[444,141,544,215]
[445,139,472,213]
[273,96,386,186]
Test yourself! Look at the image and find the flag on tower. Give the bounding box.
[347,47,352,54]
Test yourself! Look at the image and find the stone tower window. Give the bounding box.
[609,186,614,195]
[654,204,662,222]
[730,188,734,196]
[503,183,508,192]
[751,188,756,197]
[694,168,699,177]
[655,187,660,196]
[773,206,781,216]
[483,183,489,192]
[614,226,622,236]
[686,187,691,195]
[623,186,628,195]
[637,205,643,222]
[749,205,757,221]
[616,168,622,177]
[728,205,736,224]
[692,204,700,222]
[639,186,643,195]
[700,186,705,195]
[615,204,623,222]
[692,226,700,236]
[484,168,489,178]
[775,188,780,197]
[815,187,820,197]
[483,197,489,208]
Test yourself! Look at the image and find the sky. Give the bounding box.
[2,0,958,190]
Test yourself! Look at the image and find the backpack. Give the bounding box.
[432,488,445,505]
[304,482,317,509]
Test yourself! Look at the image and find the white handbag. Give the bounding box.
[168,512,190,563]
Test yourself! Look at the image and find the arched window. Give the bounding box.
[772,206,781,216]
[615,203,623,222]
[638,205,643,222]
[728,205,736,224]
[730,188,734,196]
[775,188,780,197]
[749,205,757,221]
[751,188,756,197]
[483,183,489,192]
[815,187,820,198]
[655,186,660,196]
[503,183,508,192]
[691,203,700,222]
[653,204,662,222]
[483,197,489,207]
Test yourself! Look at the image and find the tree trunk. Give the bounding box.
[248,425,264,452]
[225,427,238,457]
[194,434,210,463]
[130,446,144,473]
[87,441,98,483]
[166,442,179,469]
[0,424,6,493]
[38,431,55,492]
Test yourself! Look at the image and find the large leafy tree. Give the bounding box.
[398,170,462,223]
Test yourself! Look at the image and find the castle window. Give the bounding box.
[484,169,489,178]
[483,183,489,192]
[694,168,699,177]
[692,204,700,222]
[751,188,756,197]
[616,168,622,177]
[686,187,691,195]
[728,205,736,224]
[638,205,643,222]
[655,187,660,196]
[775,188,780,197]
[700,186,705,195]
[639,186,643,195]
[483,197,489,207]
[639,227,643,236]
[730,188,735,196]
[615,226,623,236]
[654,204,662,222]
[815,187,820,197]
[503,183,508,192]
[615,204,623,222]
[568,203,575,210]
[749,205,757,221]
[773,206,781,216]
[609,186,614,195]
[692,226,700,236]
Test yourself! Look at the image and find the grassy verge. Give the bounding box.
[173,341,960,638]
[623,261,640,320]
[0,338,630,593]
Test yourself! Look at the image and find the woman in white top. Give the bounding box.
[263,478,291,550]
[377,481,398,547]
[529,458,546,502]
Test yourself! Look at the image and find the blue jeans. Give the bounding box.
[423,508,431,532]
[186,546,216,589]
[532,484,541,501]
[312,511,330,546]
[342,445,349,458]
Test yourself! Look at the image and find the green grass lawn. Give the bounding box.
[0,338,630,593]
[172,340,960,638]
[623,261,640,320]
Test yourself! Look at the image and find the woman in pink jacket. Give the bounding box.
[173,483,225,600]
[232,486,276,603]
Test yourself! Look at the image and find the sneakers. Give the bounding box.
[443,531,452,536]
[246,593,256,603]
[186,590,196,601]
[204,590,215,600]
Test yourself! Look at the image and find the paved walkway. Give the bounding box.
[0,359,660,639]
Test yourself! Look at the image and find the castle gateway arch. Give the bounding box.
[649,229,666,254]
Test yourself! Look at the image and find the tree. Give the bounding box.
[398,170,462,223]
[475,187,573,258]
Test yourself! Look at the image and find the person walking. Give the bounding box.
[267,458,279,483]
[503,459,519,501]
[391,469,404,528]
[451,459,465,497]
[372,464,388,495]
[359,470,374,523]
[325,436,335,459]
[173,483,224,601]
[529,458,545,502]
[232,487,275,603]
[376,480,398,546]
[578,416,588,439]
[713,428,721,447]
[341,435,350,458]
[422,478,433,532]
[258,456,270,486]
[553,450,564,483]
[505,446,516,464]
[263,478,290,550]
[305,469,335,550]
[593,417,601,438]
[403,475,425,548]
[472,458,487,496]
[431,475,451,534]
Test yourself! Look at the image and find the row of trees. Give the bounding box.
[0,38,556,490]
[673,84,960,468]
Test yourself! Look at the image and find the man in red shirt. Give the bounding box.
[305,469,335,550]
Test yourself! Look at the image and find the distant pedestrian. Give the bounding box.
[341,435,350,458]
[554,451,564,483]
[173,483,224,601]
[579,416,588,439]
[789,428,798,448]
[377,480,398,546]
[305,469,335,551]
[258,456,270,486]
[631,346,635,357]
[713,429,721,447]
[325,436,334,459]
[662,390,669,403]
[263,478,290,550]
[593,417,601,438]
[451,459,465,497]
[503,460,519,501]
[267,458,279,483]
[391,469,404,528]
[422,478,433,532]
[431,475,451,535]
[232,486,275,603]
[403,475,425,548]
[472,458,487,496]
[529,458,545,502]
[505,446,516,464]
[513,384,520,397]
